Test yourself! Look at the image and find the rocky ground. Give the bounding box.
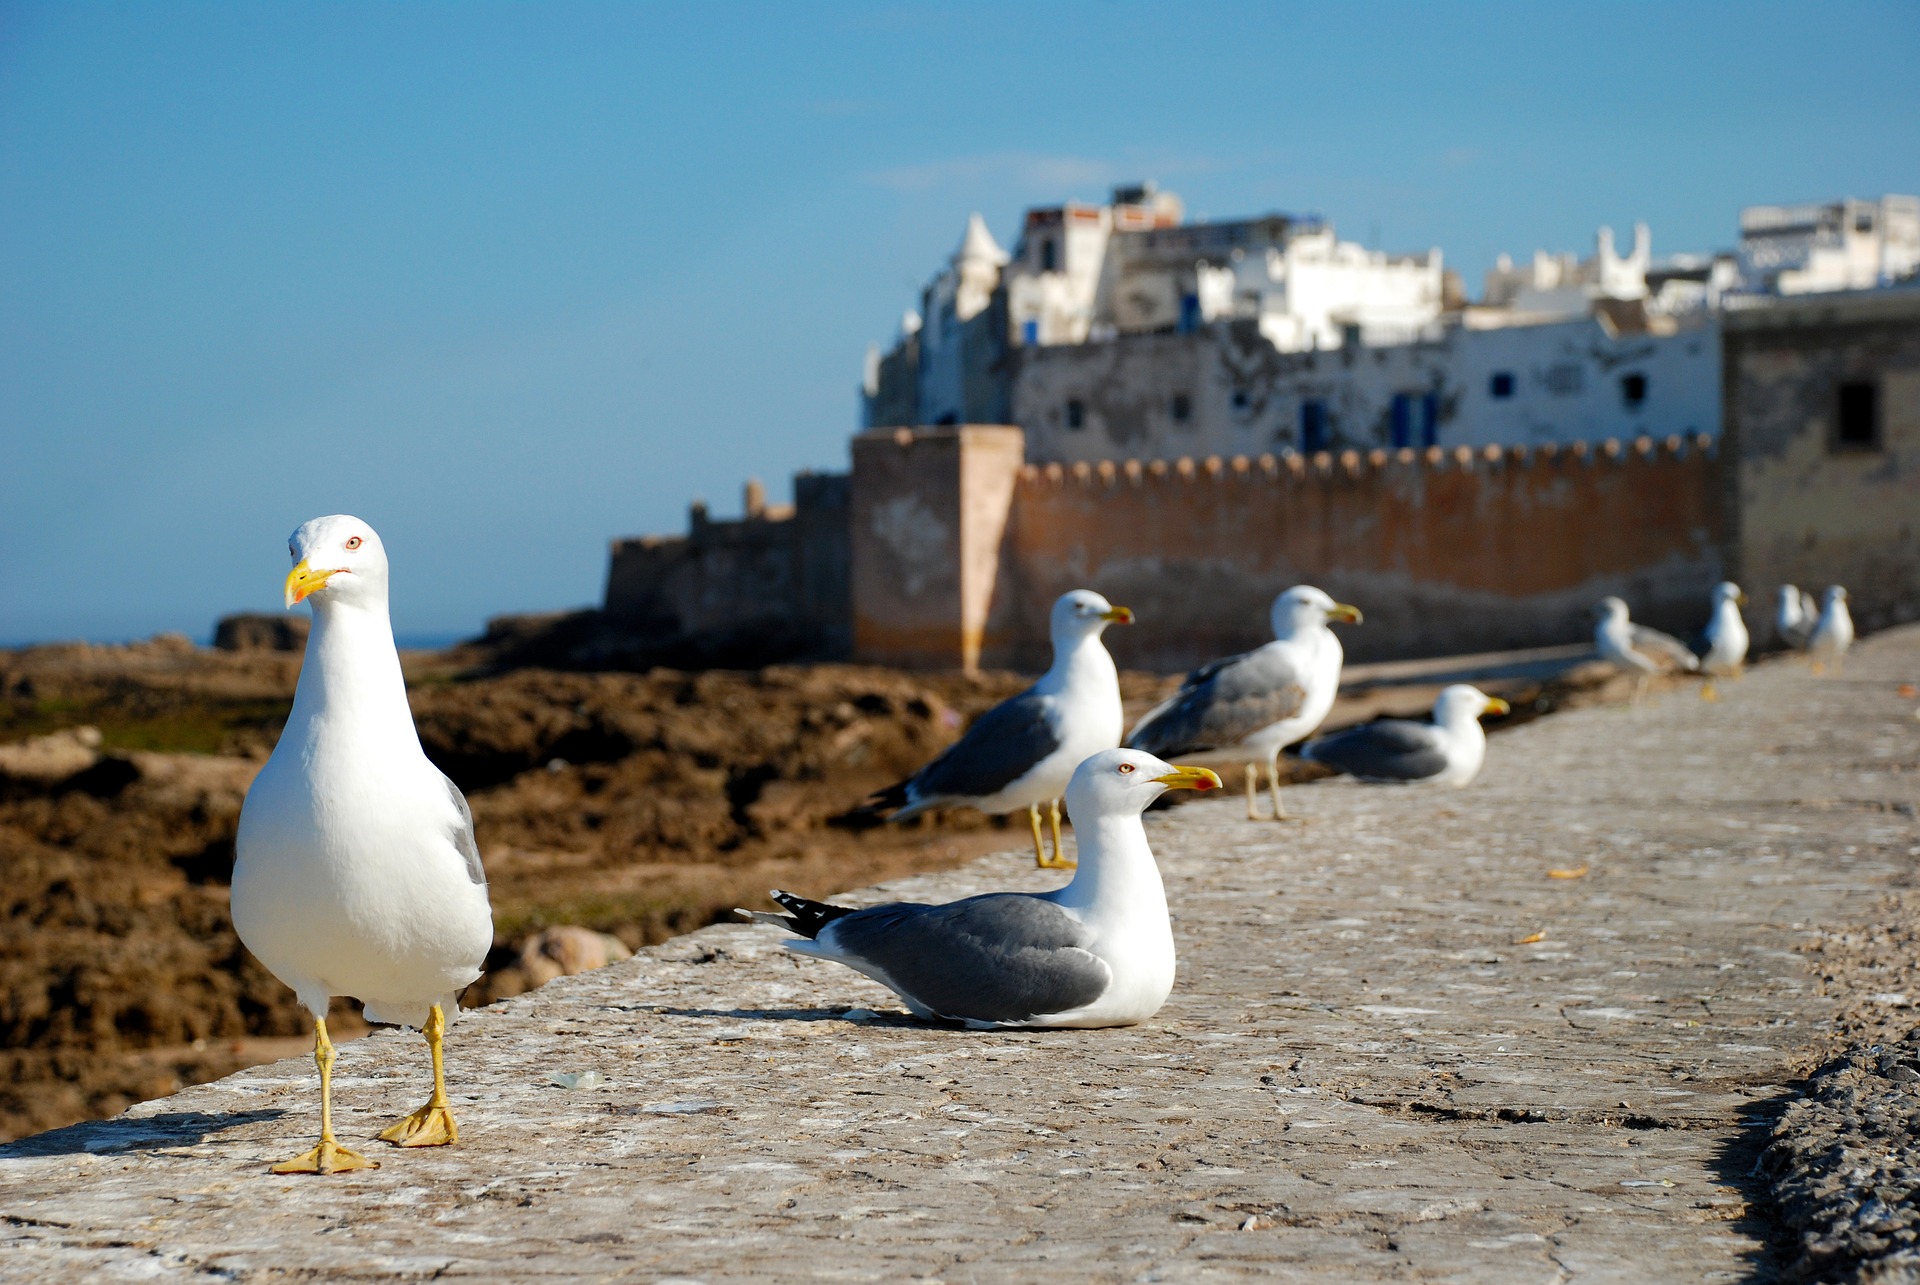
[0,627,1914,1281]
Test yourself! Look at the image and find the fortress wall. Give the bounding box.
[985,436,1724,671]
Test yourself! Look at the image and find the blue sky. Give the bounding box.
[3,1,1916,644]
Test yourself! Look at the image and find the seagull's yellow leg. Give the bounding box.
[1027,803,1047,866]
[1268,758,1292,822]
[1245,762,1260,821]
[1037,798,1076,869]
[271,1016,376,1174]
[379,1004,460,1148]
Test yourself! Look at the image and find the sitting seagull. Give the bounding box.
[1593,595,1699,705]
[1697,581,1750,699]
[1775,585,1817,650]
[233,516,493,1174]
[866,589,1131,869]
[1125,585,1361,821]
[745,750,1220,1028]
[1295,685,1510,787]
[1808,585,1855,674]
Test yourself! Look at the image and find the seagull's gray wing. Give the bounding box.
[1299,719,1450,782]
[905,689,1060,807]
[1127,649,1308,756]
[822,893,1110,1024]
[1628,624,1701,671]
[437,769,486,885]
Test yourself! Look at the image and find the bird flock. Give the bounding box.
[231,515,1859,1173]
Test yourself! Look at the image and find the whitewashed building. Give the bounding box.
[1734,195,1920,296]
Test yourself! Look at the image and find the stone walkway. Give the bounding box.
[3,629,1918,1282]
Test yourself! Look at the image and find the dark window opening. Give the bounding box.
[1021,319,1039,345]
[1300,400,1329,454]
[1836,380,1880,452]
[1621,373,1648,406]
[1489,371,1515,398]
[935,412,958,426]
[1065,399,1085,430]
[1855,212,1876,234]
[1390,392,1413,448]
[1420,391,1440,448]
[1170,392,1192,423]
[1178,294,1200,333]
[1040,240,1057,272]
[1231,389,1251,411]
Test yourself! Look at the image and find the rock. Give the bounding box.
[0,726,103,788]
[515,926,633,989]
[212,613,309,652]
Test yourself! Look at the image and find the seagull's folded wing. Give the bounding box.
[1301,718,1450,780]
[1129,649,1307,755]
[907,690,1062,805]
[1628,625,1702,671]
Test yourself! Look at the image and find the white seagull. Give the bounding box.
[1808,586,1855,674]
[1592,595,1699,704]
[1698,581,1750,699]
[1126,585,1362,821]
[1296,685,1510,787]
[747,750,1220,1028]
[868,589,1131,869]
[1775,585,1817,650]
[232,515,493,1174]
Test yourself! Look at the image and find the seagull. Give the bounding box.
[1775,585,1817,650]
[1697,581,1750,699]
[1295,685,1511,786]
[1125,585,1361,821]
[232,515,493,1174]
[1808,586,1855,674]
[1592,595,1699,705]
[745,750,1221,1028]
[866,589,1131,869]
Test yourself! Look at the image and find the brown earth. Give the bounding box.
[0,633,1633,1143]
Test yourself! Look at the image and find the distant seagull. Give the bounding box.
[746,750,1221,1028]
[1808,586,1855,674]
[1697,581,1750,700]
[1125,586,1361,821]
[1775,585,1818,650]
[1296,685,1510,787]
[233,515,493,1174]
[1593,596,1699,705]
[868,590,1131,869]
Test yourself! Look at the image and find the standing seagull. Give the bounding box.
[867,590,1132,869]
[233,516,493,1174]
[1698,581,1750,700]
[746,750,1220,1028]
[1776,585,1817,650]
[1296,685,1510,786]
[1126,586,1361,821]
[1592,596,1699,705]
[1808,586,1855,674]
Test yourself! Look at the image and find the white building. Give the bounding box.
[1734,195,1920,296]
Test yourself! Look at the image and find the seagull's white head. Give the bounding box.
[1824,585,1849,605]
[1713,581,1747,607]
[1593,596,1631,624]
[1066,748,1222,819]
[1270,585,1362,640]
[1434,683,1510,725]
[284,514,390,613]
[1050,589,1133,645]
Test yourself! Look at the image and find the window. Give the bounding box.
[1300,400,1329,454]
[1178,294,1200,333]
[1231,389,1251,411]
[1170,392,1192,423]
[1065,399,1085,430]
[1040,240,1057,272]
[1021,320,1039,346]
[1835,380,1880,452]
[1855,212,1876,234]
[1390,393,1414,448]
[1489,371,1515,399]
[1420,391,1440,448]
[1621,373,1648,407]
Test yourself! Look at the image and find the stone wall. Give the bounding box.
[1722,288,1920,633]
[986,436,1725,670]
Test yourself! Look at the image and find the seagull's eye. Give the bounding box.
[344,536,363,551]
[1117,762,1136,775]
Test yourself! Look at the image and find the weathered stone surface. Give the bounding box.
[3,629,1918,1281]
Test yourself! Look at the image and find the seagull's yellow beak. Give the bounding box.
[1329,603,1363,625]
[1483,696,1511,717]
[284,560,341,608]
[1152,765,1223,792]
[1102,605,1134,624]
[1735,590,1749,606]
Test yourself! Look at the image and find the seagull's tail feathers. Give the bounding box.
[735,889,859,940]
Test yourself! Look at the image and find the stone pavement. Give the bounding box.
[3,629,1918,1283]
